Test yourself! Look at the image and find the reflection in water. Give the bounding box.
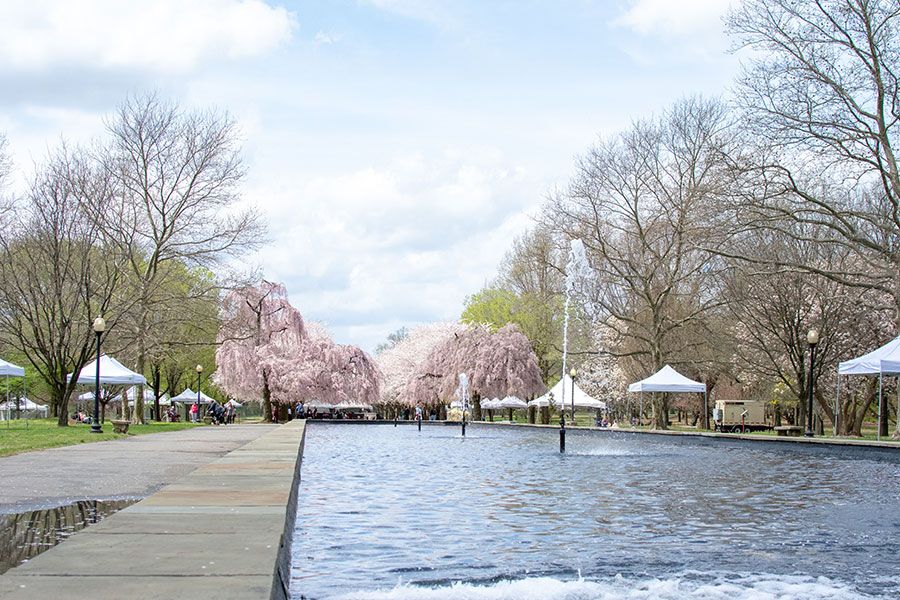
[0,499,135,574]
[291,424,900,600]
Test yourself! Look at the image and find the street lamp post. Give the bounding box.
[91,317,105,434]
[805,329,819,438]
[195,364,203,424]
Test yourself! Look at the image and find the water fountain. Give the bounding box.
[458,373,469,437]
[560,239,591,447]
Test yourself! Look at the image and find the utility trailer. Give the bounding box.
[712,399,772,433]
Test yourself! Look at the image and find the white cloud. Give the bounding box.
[313,31,341,46]
[360,0,458,27]
[247,148,539,351]
[0,0,296,72]
[613,0,732,37]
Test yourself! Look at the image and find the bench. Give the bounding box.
[774,425,803,437]
[111,419,130,434]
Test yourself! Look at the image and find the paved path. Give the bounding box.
[0,420,305,600]
[0,424,277,512]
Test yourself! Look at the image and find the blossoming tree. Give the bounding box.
[402,323,545,418]
[215,282,380,419]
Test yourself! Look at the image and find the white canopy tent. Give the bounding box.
[112,387,170,407]
[497,396,528,421]
[497,396,528,409]
[481,398,501,411]
[225,399,243,408]
[70,355,147,386]
[0,397,48,419]
[627,365,707,427]
[528,375,606,410]
[304,400,337,410]
[0,357,26,423]
[837,336,900,440]
[0,358,25,377]
[334,400,374,411]
[170,388,216,405]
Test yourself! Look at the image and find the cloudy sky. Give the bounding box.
[0,0,737,352]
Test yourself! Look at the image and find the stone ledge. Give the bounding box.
[0,419,306,600]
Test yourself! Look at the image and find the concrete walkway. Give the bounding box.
[0,420,306,600]
[0,424,277,512]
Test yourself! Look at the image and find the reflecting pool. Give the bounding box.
[291,423,900,599]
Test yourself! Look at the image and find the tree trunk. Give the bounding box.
[54,384,68,427]
[652,392,669,430]
[151,363,162,422]
[261,370,273,423]
[473,395,482,421]
[132,302,150,425]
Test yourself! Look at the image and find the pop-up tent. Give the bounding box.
[837,336,900,440]
[528,375,606,410]
[170,388,217,422]
[0,357,26,423]
[112,387,170,407]
[627,365,707,426]
[70,355,147,386]
[170,388,216,405]
[0,397,48,419]
[497,396,528,421]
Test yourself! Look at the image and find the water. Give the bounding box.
[0,498,136,574]
[290,424,900,599]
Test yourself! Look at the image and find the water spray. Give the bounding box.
[458,373,469,438]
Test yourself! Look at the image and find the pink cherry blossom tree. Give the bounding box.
[271,321,381,407]
[402,323,545,418]
[376,322,466,412]
[216,285,381,419]
[214,281,306,422]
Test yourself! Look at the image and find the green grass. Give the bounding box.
[0,418,202,457]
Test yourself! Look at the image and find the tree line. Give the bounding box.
[0,92,263,426]
[461,0,900,437]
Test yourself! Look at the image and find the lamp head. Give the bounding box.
[807,329,819,346]
[570,367,577,378]
[92,316,106,333]
[196,364,203,374]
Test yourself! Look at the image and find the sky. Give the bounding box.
[0,0,738,353]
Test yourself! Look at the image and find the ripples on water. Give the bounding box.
[290,424,900,599]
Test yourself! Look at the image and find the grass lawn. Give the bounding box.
[0,418,202,457]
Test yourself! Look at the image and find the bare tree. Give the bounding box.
[99,92,265,423]
[728,0,900,327]
[0,146,123,425]
[0,133,11,190]
[724,226,894,435]
[548,97,734,428]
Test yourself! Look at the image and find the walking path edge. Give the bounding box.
[0,419,307,600]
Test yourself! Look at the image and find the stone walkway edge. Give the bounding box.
[479,421,900,452]
[0,419,306,600]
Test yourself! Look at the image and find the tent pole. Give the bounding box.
[877,372,883,441]
[639,391,643,428]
